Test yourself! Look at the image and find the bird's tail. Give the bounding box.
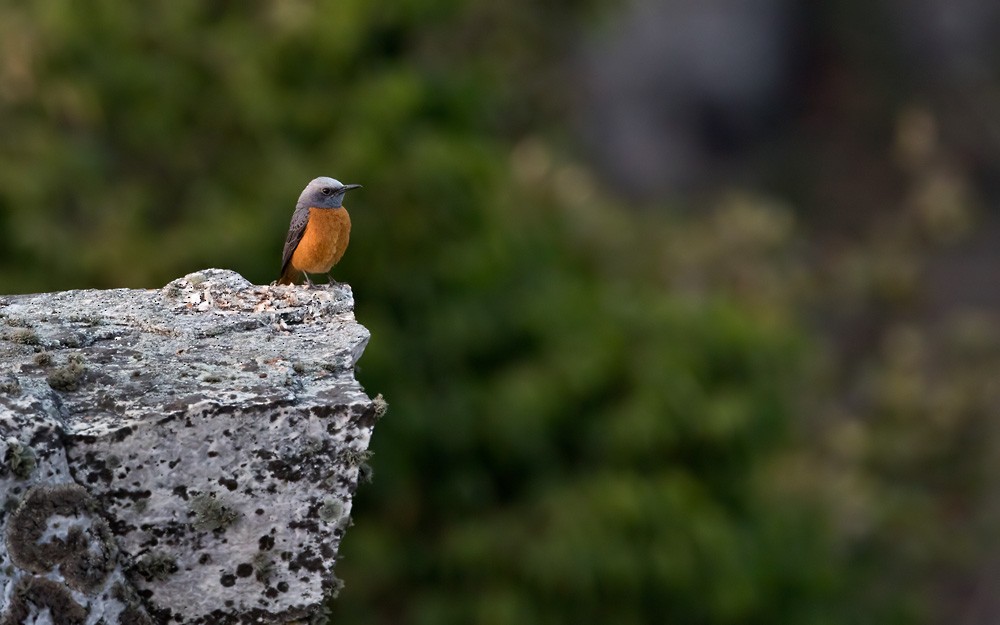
[276,265,298,286]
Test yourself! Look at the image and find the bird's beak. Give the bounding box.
[340,184,362,192]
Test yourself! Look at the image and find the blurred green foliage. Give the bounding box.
[0,2,997,624]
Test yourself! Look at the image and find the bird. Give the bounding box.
[277,177,362,286]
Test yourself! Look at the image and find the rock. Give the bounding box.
[0,269,378,624]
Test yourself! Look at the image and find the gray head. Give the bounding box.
[298,176,362,209]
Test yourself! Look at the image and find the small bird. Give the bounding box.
[277,177,362,286]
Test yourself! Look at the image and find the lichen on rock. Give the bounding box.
[0,269,377,624]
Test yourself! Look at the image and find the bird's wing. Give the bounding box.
[280,205,311,276]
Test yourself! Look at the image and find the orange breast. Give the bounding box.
[290,207,351,274]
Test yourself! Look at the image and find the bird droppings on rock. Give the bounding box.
[0,269,377,624]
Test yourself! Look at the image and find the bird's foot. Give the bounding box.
[326,274,340,287]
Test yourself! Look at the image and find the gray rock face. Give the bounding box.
[0,269,380,624]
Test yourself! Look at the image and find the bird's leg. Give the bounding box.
[303,273,314,288]
[327,273,339,286]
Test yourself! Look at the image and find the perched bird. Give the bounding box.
[277,177,362,286]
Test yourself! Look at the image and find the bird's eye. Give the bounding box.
[321,187,333,196]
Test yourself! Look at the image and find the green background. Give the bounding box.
[1,2,998,623]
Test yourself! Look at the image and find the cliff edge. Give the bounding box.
[0,269,380,624]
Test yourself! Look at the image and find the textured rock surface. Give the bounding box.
[0,269,378,624]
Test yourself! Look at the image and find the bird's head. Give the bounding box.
[299,176,362,209]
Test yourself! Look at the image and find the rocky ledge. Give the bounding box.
[0,269,382,624]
